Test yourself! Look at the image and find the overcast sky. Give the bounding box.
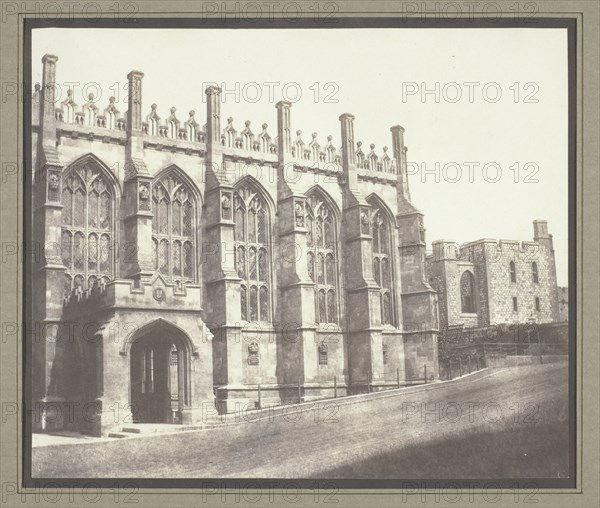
[32,28,569,285]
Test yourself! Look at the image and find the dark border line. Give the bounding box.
[22,15,578,491]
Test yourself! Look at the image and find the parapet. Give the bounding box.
[35,54,409,184]
[64,276,202,316]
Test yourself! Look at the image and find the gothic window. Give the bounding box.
[306,193,339,324]
[372,207,394,325]
[234,184,271,322]
[460,271,476,314]
[382,343,389,365]
[509,261,517,283]
[532,262,539,283]
[152,171,196,283]
[61,160,114,297]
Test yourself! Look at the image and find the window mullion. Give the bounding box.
[179,235,184,280]
[168,201,172,280]
[244,214,250,318]
[84,193,89,284]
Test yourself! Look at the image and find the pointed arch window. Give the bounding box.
[61,161,114,297]
[152,171,196,282]
[460,271,476,314]
[234,185,271,322]
[306,194,339,324]
[371,207,394,325]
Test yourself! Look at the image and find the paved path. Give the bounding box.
[32,363,568,478]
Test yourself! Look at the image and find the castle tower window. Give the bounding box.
[460,271,476,314]
[61,160,114,297]
[151,171,196,283]
[509,260,517,283]
[532,262,539,283]
[306,193,339,324]
[371,207,395,325]
[535,296,541,312]
[512,297,519,312]
[382,343,389,365]
[234,184,271,322]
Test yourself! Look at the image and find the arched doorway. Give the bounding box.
[129,324,190,424]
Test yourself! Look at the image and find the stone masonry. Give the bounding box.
[29,55,439,435]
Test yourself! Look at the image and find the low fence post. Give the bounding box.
[333,376,337,399]
[424,364,427,384]
[367,372,371,393]
[459,357,463,377]
[297,380,302,404]
[257,383,262,409]
[468,356,472,373]
[397,367,400,388]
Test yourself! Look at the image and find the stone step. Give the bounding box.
[107,432,130,439]
[119,424,207,435]
[121,427,142,434]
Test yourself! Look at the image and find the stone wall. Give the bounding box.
[30,54,440,430]
[557,286,569,322]
[427,221,561,331]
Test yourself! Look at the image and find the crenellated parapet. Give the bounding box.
[221,118,277,154]
[355,142,395,173]
[35,76,408,186]
[142,105,206,142]
[53,90,127,131]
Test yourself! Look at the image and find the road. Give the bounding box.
[32,362,569,478]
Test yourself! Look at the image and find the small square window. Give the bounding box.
[247,341,259,366]
[512,297,518,312]
[318,342,328,366]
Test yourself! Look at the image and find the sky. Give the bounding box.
[32,27,569,285]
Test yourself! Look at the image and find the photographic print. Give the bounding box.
[23,16,575,490]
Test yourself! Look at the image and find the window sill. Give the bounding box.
[238,321,276,332]
[316,323,342,333]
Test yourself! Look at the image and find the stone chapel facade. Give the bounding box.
[30,55,439,436]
